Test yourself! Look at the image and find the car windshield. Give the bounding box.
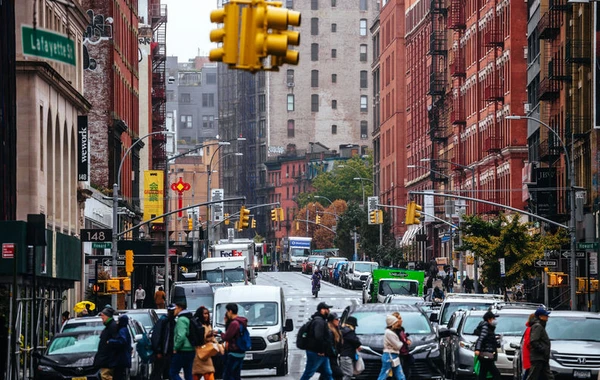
[462,314,530,336]
[223,268,245,283]
[62,321,103,333]
[185,294,215,313]
[47,333,100,355]
[291,248,311,258]
[203,270,223,283]
[351,311,432,335]
[127,313,154,331]
[546,317,600,341]
[388,297,424,305]
[380,280,419,297]
[440,302,495,325]
[355,263,377,272]
[214,302,279,327]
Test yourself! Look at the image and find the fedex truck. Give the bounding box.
[210,241,256,284]
[282,237,312,271]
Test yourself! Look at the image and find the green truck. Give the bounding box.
[362,268,426,303]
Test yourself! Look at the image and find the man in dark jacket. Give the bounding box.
[151,304,176,380]
[108,314,132,380]
[93,307,119,380]
[474,311,501,380]
[300,302,334,380]
[526,308,554,380]
[220,303,249,380]
[339,316,361,380]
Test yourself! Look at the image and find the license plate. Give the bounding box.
[244,353,253,361]
[72,377,87,380]
[574,370,592,379]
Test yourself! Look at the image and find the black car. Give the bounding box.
[341,303,446,380]
[34,330,102,380]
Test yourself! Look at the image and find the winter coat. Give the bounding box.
[522,321,532,370]
[383,328,403,354]
[174,310,195,352]
[93,317,119,368]
[306,312,333,354]
[151,314,175,357]
[193,323,216,375]
[340,326,361,357]
[222,316,249,353]
[474,320,499,354]
[397,327,411,356]
[108,315,132,368]
[529,318,551,363]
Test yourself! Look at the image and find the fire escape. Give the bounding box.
[448,0,466,170]
[151,2,167,170]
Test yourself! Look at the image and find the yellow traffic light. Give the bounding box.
[254,3,301,67]
[122,277,132,292]
[238,3,262,71]
[224,213,230,225]
[240,206,250,229]
[125,249,134,275]
[188,217,193,231]
[370,211,377,224]
[548,272,569,287]
[377,210,384,224]
[295,221,299,231]
[251,218,257,228]
[235,221,240,231]
[316,215,321,224]
[405,201,423,225]
[271,209,278,222]
[106,279,120,292]
[278,207,285,221]
[209,3,240,65]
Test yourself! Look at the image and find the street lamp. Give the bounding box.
[506,114,577,310]
[353,177,374,206]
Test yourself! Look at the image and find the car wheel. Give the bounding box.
[276,353,288,376]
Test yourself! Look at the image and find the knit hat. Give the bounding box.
[99,307,115,318]
[386,314,399,327]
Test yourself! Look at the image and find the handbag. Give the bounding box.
[391,356,401,367]
[353,354,365,375]
[196,342,222,360]
[479,351,495,360]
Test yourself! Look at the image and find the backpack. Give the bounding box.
[182,315,205,347]
[296,318,314,350]
[235,323,252,352]
[136,332,154,363]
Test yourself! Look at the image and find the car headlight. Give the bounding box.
[267,333,281,343]
[37,365,56,373]
[459,341,474,350]
[411,342,439,355]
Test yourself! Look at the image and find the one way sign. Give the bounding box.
[561,251,586,259]
[103,259,124,266]
[535,260,557,268]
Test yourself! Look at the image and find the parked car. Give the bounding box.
[345,261,378,289]
[118,308,159,335]
[302,255,324,274]
[512,310,600,380]
[321,257,347,282]
[434,293,504,328]
[332,261,348,286]
[340,303,446,379]
[34,330,102,380]
[338,262,350,288]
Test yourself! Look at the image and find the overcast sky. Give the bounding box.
[163,0,216,62]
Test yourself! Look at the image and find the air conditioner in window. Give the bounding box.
[287,82,295,87]
[524,103,531,113]
[361,134,368,139]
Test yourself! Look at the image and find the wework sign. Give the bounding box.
[77,116,89,181]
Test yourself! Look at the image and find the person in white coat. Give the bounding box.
[376,315,406,380]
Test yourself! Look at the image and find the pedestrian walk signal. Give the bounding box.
[548,272,568,287]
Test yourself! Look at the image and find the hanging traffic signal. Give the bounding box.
[405,201,423,225]
[315,215,321,224]
[377,210,384,224]
[187,217,193,230]
[125,250,134,275]
[370,211,377,224]
[271,209,278,222]
[239,206,250,229]
[224,213,230,225]
[278,207,285,221]
[251,218,257,228]
[209,2,240,65]
[238,2,262,71]
[254,2,301,68]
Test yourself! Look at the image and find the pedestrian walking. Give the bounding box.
[193,306,219,380]
[392,312,413,378]
[463,276,474,293]
[339,317,361,380]
[170,301,195,380]
[433,286,445,302]
[220,303,249,380]
[108,314,132,380]
[135,284,146,309]
[151,304,176,380]
[300,302,334,380]
[521,313,535,380]
[319,312,343,380]
[154,286,166,309]
[474,311,501,380]
[526,308,554,380]
[93,307,119,380]
[376,315,406,380]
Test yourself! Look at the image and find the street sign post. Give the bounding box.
[499,258,506,277]
[577,242,598,250]
[535,259,558,268]
[562,251,586,259]
[92,242,112,249]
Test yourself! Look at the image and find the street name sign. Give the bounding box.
[577,242,598,250]
[535,260,557,268]
[22,25,76,66]
[92,242,112,249]
[562,251,586,259]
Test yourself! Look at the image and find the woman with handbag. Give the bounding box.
[376,315,406,380]
[192,306,222,380]
[392,312,414,378]
[474,311,502,380]
[320,312,344,380]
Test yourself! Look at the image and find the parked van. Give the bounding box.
[345,261,378,289]
[212,285,293,376]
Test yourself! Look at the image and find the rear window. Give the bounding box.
[62,321,103,333]
[440,302,494,325]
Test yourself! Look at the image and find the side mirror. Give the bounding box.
[429,313,439,323]
[449,327,458,336]
[510,342,521,350]
[348,269,354,274]
[438,327,451,338]
[284,318,294,332]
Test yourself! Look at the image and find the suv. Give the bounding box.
[321,257,347,282]
[345,261,378,289]
[434,293,504,329]
[512,311,600,380]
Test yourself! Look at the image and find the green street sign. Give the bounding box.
[577,242,598,250]
[92,242,112,249]
[22,25,76,66]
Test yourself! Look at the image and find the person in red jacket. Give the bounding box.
[521,313,536,380]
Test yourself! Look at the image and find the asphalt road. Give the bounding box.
[240,271,362,379]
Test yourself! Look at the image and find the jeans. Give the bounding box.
[377,353,406,380]
[170,351,194,380]
[222,353,244,380]
[300,351,333,380]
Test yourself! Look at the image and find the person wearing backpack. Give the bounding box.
[151,304,176,380]
[300,302,334,380]
[170,301,196,380]
[220,303,249,380]
[108,314,132,380]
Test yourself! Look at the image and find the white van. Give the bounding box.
[212,285,293,376]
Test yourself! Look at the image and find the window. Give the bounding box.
[311,94,319,112]
[360,0,368,10]
[181,115,193,128]
[259,119,266,138]
[311,70,319,87]
[167,90,175,101]
[360,71,368,88]
[332,74,337,83]
[206,73,217,84]
[288,119,295,138]
[311,43,319,61]
[360,44,368,62]
[259,94,266,112]
[360,120,368,139]
[181,93,191,103]
[360,96,368,112]
[311,0,318,10]
[331,0,336,6]
[332,125,338,135]
[311,18,319,35]
[286,0,293,7]
[331,49,337,58]
[202,93,215,107]
[331,23,337,32]
[332,100,337,109]
[202,115,215,129]
[287,94,295,111]
[360,19,367,36]
[287,69,295,86]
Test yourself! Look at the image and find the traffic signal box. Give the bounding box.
[209,3,240,65]
[271,209,278,222]
[278,207,284,221]
[405,201,423,225]
[187,217,193,231]
[315,215,321,224]
[254,2,301,68]
[369,210,384,225]
[224,213,230,225]
[239,206,250,230]
[548,272,569,287]
[125,249,134,276]
[576,277,600,293]
[251,218,257,228]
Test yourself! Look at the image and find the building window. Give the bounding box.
[202,93,215,107]
[360,70,368,88]
[181,93,191,103]
[286,0,293,7]
[311,94,319,112]
[332,100,337,109]
[202,115,215,128]
[332,124,337,135]
[287,69,295,86]
[359,19,367,36]
[311,18,319,35]
[311,70,319,87]
[331,23,337,32]
[331,49,337,58]
[360,0,368,10]
[311,43,319,61]
[287,94,295,111]
[331,0,336,6]
[311,0,318,10]
[288,119,295,137]
[360,44,368,61]
[167,90,175,101]
[332,73,337,83]
[259,119,266,138]
[360,95,368,112]
[360,120,368,139]
[206,73,217,84]
[181,115,192,128]
[259,94,266,112]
